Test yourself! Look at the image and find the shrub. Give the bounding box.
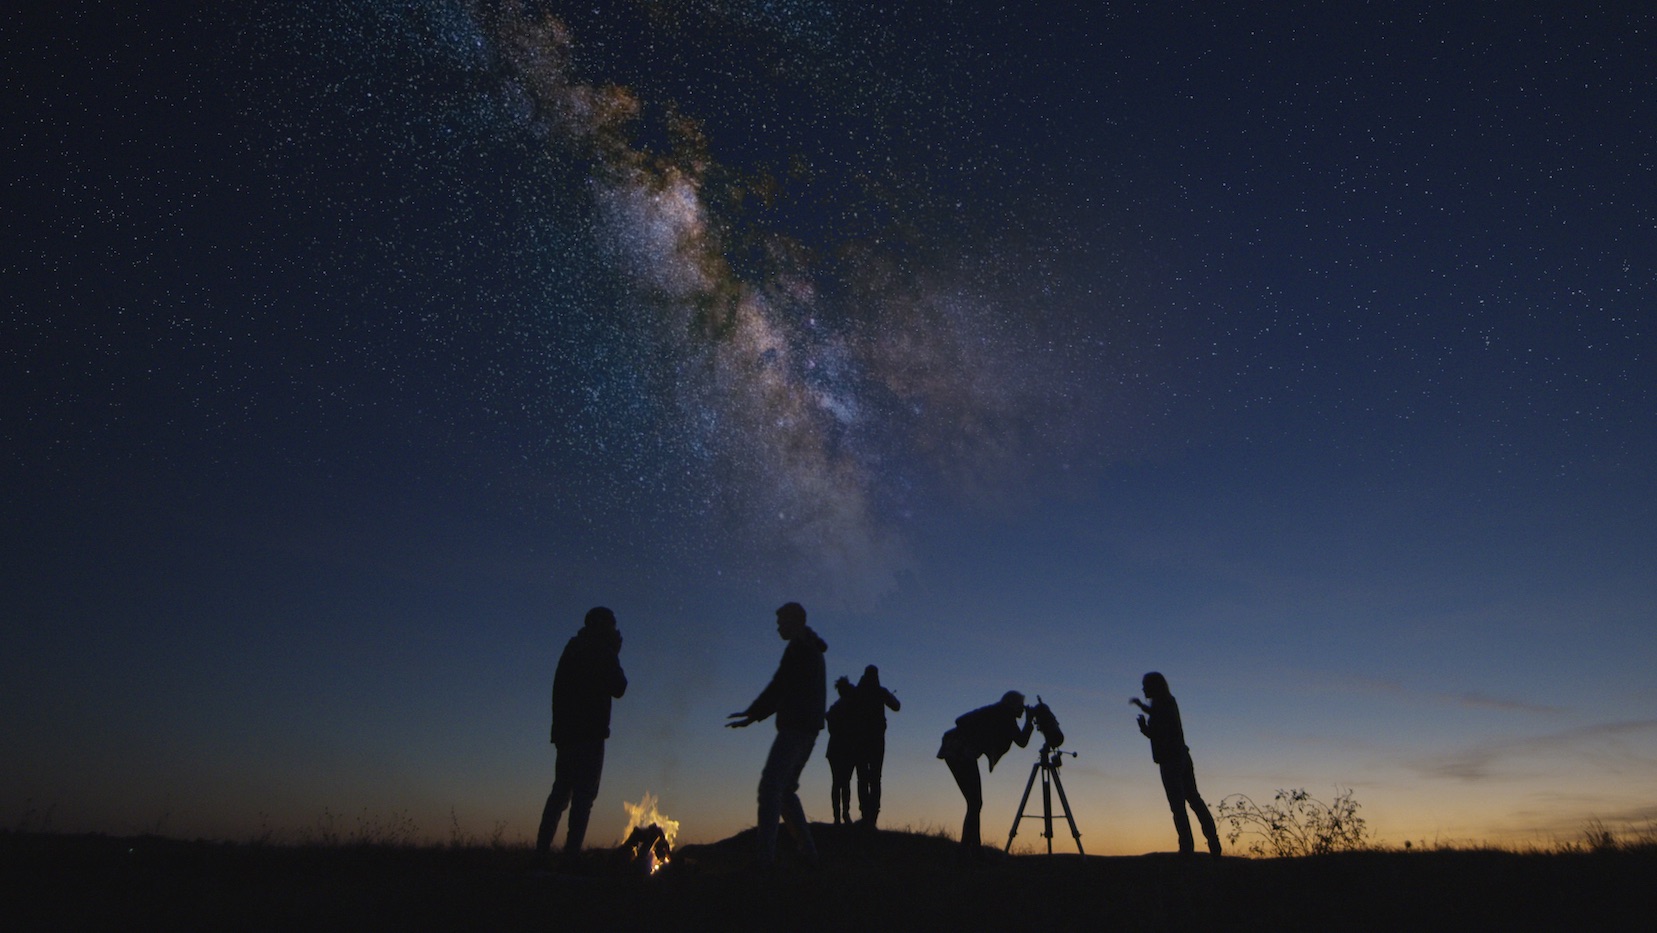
[1216,787,1369,857]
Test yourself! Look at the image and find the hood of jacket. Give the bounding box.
[794,625,828,655]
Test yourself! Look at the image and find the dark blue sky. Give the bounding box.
[4,1,1653,850]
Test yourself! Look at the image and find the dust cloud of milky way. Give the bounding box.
[358,3,1116,600]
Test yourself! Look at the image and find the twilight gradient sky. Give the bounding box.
[4,1,1653,854]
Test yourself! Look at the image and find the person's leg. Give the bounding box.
[1181,756,1222,855]
[854,749,872,823]
[536,748,575,854]
[757,735,786,861]
[758,729,818,863]
[1159,759,1195,854]
[562,741,606,854]
[777,730,819,861]
[830,758,853,823]
[864,741,886,826]
[946,755,982,851]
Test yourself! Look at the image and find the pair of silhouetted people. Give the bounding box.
[933,673,1219,860]
[937,691,1035,859]
[536,606,628,862]
[825,664,901,826]
[726,601,828,867]
[1133,671,1222,857]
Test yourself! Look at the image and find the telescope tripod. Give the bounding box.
[1005,744,1085,857]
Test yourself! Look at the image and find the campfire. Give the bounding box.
[619,792,678,875]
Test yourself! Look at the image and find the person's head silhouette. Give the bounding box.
[775,602,807,640]
[1142,672,1169,700]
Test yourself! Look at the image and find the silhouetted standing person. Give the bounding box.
[852,664,900,827]
[1132,671,1221,857]
[727,602,827,867]
[937,691,1034,859]
[824,676,856,824]
[536,606,627,863]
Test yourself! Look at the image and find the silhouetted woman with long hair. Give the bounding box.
[824,676,856,824]
[1132,671,1222,856]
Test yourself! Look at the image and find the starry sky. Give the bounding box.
[4,1,1653,854]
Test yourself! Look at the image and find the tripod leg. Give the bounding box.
[1004,760,1042,853]
[1048,767,1086,858]
[1040,763,1055,854]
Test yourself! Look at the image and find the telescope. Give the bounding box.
[1027,696,1064,750]
[1007,696,1084,856]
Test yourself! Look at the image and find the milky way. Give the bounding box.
[244,0,1118,598]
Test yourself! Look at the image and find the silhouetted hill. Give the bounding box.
[3,826,1653,931]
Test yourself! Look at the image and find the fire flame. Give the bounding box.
[622,792,679,847]
[623,792,678,874]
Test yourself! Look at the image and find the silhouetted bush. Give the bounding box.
[1216,787,1369,857]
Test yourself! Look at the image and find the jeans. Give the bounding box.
[757,727,819,863]
[828,754,855,823]
[944,753,983,851]
[1159,751,1220,854]
[537,740,605,854]
[855,741,886,825]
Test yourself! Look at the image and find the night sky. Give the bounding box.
[5,1,1653,853]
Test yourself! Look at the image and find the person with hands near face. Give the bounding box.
[1132,671,1222,857]
[535,606,627,865]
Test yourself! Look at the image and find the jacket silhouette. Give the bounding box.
[739,623,828,734]
[536,606,627,859]
[549,624,627,744]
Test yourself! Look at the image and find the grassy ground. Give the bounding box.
[4,824,1654,931]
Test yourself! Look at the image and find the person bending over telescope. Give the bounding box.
[937,691,1034,860]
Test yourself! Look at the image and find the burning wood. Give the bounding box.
[620,793,678,875]
[620,823,671,875]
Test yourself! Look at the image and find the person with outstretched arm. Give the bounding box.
[727,602,828,867]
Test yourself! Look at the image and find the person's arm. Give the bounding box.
[728,651,788,727]
[883,688,900,712]
[1012,711,1036,748]
[606,637,628,699]
[727,682,776,727]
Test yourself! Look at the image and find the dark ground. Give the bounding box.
[4,824,1654,931]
